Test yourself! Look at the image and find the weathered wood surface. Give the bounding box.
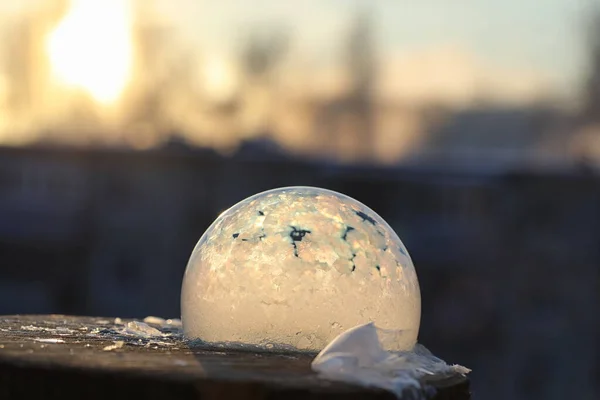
[0,315,470,400]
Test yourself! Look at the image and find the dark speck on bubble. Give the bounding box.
[341,225,355,241]
[290,226,311,257]
[398,246,408,256]
[258,210,265,216]
[350,252,357,272]
[355,210,377,225]
[290,226,311,242]
[232,233,240,239]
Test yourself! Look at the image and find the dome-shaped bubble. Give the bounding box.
[181,186,421,351]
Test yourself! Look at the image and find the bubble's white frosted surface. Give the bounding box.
[181,186,421,351]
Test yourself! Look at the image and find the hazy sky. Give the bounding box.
[149,0,594,97]
[1,0,596,102]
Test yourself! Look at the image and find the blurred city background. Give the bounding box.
[0,0,599,399]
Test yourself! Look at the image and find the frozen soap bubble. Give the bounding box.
[181,186,421,351]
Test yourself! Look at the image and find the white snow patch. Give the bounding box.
[124,321,163,338]
[166,318,182,327]
[21,325,45,331]
[33,338,65,344]
[103,341,125,351]
[311,323,470,398]
[143,316,166,325]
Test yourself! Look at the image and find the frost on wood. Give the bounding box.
[181,186,421,351]
[311,323,470,398]
[33,338,65,344]
[124,321,163,338]
[102,341,125,351]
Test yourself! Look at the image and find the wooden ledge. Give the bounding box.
[0,315,470,400]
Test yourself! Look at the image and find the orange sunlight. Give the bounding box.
[46,0,133,104]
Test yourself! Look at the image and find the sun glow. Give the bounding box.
[203,57,238,102]
[46,0,133,104]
